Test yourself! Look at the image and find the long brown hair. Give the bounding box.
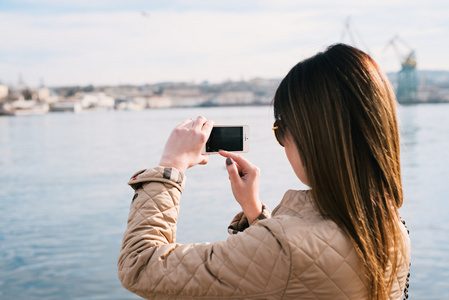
[273,44,405,299]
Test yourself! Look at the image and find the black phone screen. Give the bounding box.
[205,127,243,152]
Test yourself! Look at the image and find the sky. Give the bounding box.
[1,0,448,87]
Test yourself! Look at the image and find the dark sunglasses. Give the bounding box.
[272,120,285,147]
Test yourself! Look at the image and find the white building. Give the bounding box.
[78,92,115,110]
[170,96,207,107]
[38,87,60,103]
[147,95,173,108]
[211,91,255,106]
[115,97,147,111]
[0,85,8,100]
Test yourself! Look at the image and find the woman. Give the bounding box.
[118,44,411,299]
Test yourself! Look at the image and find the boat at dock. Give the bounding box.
[1,100,49,116]
[50,101,83,113]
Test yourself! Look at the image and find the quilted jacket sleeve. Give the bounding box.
[227,205,272,235]
[118,167,291,299]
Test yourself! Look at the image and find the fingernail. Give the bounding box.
[226,157,233,166]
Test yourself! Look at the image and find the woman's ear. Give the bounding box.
[283,133,310,187]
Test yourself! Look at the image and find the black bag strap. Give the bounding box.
[401,219,411,300]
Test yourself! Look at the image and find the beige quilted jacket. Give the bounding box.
[118,167,411,299]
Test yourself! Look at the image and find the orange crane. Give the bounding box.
[384,35,418,102]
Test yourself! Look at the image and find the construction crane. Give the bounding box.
[341,17,371,55]
[384,35,418,102]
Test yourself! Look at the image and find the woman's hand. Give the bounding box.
[159,116,214,173]
[219,150,262,224]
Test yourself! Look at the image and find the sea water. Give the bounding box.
[0,105,448,299]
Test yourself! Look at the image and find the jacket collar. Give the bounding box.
[272,189,323,221]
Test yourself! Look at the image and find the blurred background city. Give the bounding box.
[1,1,449,114]
[1,1,449,299]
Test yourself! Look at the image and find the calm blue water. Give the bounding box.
[0,105,448,299]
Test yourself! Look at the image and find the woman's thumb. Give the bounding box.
[226,157,240,182]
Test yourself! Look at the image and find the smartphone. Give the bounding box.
[202,125,249,154]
